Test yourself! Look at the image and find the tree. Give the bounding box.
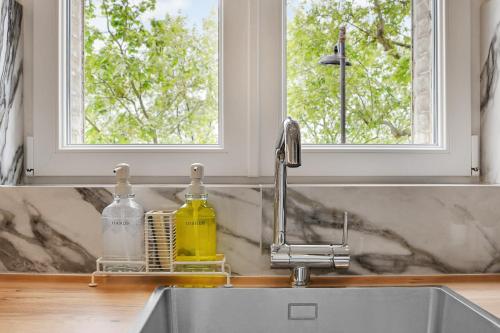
[287,0,412,144]
[84,0,218,144]
[82,0,413,145]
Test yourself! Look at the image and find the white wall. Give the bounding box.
[19,0,487,183]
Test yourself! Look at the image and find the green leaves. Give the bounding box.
[83,0,414,146]
[83,0,219,144]
[287,0,413,144]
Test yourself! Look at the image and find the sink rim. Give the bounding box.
[130,285,500,333]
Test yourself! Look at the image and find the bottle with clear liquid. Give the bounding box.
[175,163,217,263]
[101,163,144,271]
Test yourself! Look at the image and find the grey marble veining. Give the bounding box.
[0,0,23,185]
[481,23,500,113]
[0,186,263,274]
[0,185,499,276]
[262,186,500,275]
[0,187,98,272]
[481,0,500,183]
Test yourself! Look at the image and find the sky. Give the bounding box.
[139,0,218,25]
[87,0,410,47]
[287,0,411,33]
[287,0,371,20]
[88,0,218,32]
[90,0,409,32]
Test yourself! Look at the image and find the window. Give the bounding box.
[31,0,473,178]
[256,0,472,177]
[33,0,250,176]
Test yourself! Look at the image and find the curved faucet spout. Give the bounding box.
[276,117,301,168]
[273,117,301,246]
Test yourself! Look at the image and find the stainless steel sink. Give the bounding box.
[132,286,500,333]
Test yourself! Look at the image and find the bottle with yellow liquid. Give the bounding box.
[175,163,217,264]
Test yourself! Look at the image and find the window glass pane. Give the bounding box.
[69,0,219,145]
[286,0,435,145]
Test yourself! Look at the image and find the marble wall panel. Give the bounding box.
[0,186,263,275]
[481,0,500,183]
[0,0,23,185]
[0,185,499,276]
[262,186,500,275]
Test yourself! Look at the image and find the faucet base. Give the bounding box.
[291,266,310,287]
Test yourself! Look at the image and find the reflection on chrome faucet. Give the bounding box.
[270,117,350,287]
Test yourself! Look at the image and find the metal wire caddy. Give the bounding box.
[89,210,231,287]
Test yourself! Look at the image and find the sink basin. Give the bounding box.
[132,286,500,333]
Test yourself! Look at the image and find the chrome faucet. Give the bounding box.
[270,117,350,287]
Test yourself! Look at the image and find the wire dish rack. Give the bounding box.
[145,210,177,272]
[89,210,231,287]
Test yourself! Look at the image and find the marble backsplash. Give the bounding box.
[481,0,500,183]
[0,0,23,185]
[0,185,499,276]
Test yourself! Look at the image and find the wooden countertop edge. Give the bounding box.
[1,273,499,333]
[1,273,499,287]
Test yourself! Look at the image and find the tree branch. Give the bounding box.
[102,0,158,144]
[85,115,102,134]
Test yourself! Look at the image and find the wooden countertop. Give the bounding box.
[0,274,499,333]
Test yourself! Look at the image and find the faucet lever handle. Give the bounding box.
[342,212,349,246]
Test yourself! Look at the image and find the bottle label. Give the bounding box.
[185,220,207,226]
[104,217,142,225]
[111,220,130,226]
[102,217,144,259]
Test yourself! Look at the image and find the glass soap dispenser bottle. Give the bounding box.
[101,163,144,271]
[175,163,217,262]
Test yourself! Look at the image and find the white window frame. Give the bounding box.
[33,0,253,177]
[31,0,473,178]
[257,0,472,177]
